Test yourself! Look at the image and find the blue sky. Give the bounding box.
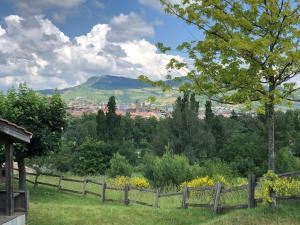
[0,0,201,90]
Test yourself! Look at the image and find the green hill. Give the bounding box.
[40,75,300,110]
[40,75,191,105]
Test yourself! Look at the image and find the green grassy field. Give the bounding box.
[27,180,300,225]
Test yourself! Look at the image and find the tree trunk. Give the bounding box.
[266,87,276,210]
[266,102,275,171]
[17,158,26,191]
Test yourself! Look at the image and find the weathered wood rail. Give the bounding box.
[13,169,300,213]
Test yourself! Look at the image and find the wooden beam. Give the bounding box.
[0,124,31,143]
[5,143,14,216]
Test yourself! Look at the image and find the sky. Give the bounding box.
[0,0,201,91]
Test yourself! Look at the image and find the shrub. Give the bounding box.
[199,159,237,178]
[276,147,300,173]
[258,170,300,203]
[181,175,247,189]
[110,176,149,189]
[130,177,150,189]
[107,153,133,177]
[72,138,113,175]
[142,151,200,187]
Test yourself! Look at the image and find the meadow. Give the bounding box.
[24,174,300,225]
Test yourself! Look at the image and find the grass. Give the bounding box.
[26,178,300,225]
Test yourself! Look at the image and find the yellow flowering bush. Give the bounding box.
[111,176,149,189]
[180,175,247,189]
[257,170,300,203]
[184,176,214,188]
[130,177,150,189]
[111,176,130,187]
[212,175,228,186]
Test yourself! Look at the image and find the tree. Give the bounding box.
[107,153,133,177]
[96,109,106,139]
[205,100,214,126]
[96,96,121,141]
[143,0,300,171]
[153,92,215,161]
[0,85,67,189]
[72,138,113,175]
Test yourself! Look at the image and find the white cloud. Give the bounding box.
[0,14,186,91]
[107,12,155,42]
[12,0,85,22]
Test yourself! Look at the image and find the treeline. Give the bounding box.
[30,92,300,186]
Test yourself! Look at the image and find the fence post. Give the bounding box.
[213,182,223,214]
[269,186,277,211]
[34,173,39,188]
[83,178,87,195]
[182,185,189,209]
[102,182,106,203]
[124,184,129,206]
[247,174,256,208]
[155,188,160,208]
[57,175,63,191]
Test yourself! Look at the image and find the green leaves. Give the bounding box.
[156,0,300,110]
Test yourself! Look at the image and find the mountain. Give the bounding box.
[40,75,150,95]
[40,75,189,105]
[39,75,300,110]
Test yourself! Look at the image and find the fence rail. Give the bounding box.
[12,169,300,213]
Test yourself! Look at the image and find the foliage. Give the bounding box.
[275,148,300,173]
[96,96,121,141]
[110,176,150,189]
[152,92,215,161]
[142,150,200,187]
[0,85,67,159]
[107,153,133,177]
[199,159,237,178]
[181,175,247,190]
[182,176,214,189]
[140,0,300,172]
[258,170,300,203]
[72,138,113,175]
[63,114,97,145]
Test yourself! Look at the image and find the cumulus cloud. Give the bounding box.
[107,12,155,42]
[0,13,185,91]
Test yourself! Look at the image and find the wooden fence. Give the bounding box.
[12,169,300,213]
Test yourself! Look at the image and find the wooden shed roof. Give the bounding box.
[0,118,32,143]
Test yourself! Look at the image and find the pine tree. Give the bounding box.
[106,96,121,140]
[96,109,106,139]
[205,100,214,127]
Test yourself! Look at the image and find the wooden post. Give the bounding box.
[182,185,189,208]
[155,188,160,208]
[124,184,129,206]
[247,174,256,208]
[213,182,223,214]
[34,173,39,188]
[269,186,277,211]
[57,175,63,191]
[83,178,87,195]
[102,182,106,203]
[5,143,14,216]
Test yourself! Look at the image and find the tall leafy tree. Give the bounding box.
[142,0,300,171]
[0,85,67,189]
[156,92,215,161]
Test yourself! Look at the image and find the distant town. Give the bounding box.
[66,98,239,119]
